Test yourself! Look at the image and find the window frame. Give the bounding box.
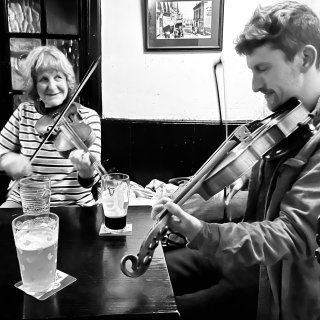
[0,0,101,129]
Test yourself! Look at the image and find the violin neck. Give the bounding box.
[156,139,236,222]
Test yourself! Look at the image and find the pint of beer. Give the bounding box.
[12,213,59,293]
[101,173,130,230]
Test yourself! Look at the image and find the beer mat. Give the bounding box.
[99,223,132,236]
[14,270,76,301]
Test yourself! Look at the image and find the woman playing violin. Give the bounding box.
[152,1,320,320]
[0,45,101,207]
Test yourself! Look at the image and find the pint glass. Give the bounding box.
[12,213,59,293]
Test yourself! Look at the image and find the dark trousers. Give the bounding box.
[165,247,259,320]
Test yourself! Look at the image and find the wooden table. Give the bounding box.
[0,206,179,319]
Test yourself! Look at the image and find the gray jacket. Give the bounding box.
[188,106,320,320]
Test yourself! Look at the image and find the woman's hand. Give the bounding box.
[0,152,32,179]
[151,197,203,242]
[69,149,95,179]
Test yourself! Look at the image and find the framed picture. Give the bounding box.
[145,0,224,51]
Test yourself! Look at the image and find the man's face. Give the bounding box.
[247,44,303,111]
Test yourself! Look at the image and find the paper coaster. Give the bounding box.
[15,270,76,301]
[99,223,132,236]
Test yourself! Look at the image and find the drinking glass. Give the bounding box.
[101,173,130,230]
[12,213,59,293]
[19,175,51,214]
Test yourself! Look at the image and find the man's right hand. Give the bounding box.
[0,152,32,179]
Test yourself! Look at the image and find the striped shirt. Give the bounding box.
[0,102,101,206]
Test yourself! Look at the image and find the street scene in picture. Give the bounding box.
[156,1,212,39]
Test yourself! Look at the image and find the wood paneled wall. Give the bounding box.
[101,120,237,187]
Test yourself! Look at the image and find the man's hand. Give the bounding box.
[151,197,203,242]
[0,152,32,179]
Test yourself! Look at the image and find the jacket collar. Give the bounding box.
[310,97,320,128]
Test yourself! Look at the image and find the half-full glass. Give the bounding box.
[101,173,130,230]
[19,175,51,214]
[12,213,59,294]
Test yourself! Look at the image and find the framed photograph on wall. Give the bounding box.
[145,0,224,51]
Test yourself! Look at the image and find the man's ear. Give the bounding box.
[300,45,317,72]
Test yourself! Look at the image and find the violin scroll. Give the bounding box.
[120,215,170,277]
[120,254,150,278]
[316,216,320,264]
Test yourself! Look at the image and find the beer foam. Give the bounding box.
[15,230,57,251]
[102,191,126,217]
[102,192,115,209]
[102,203,125,217]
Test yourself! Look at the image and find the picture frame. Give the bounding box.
[145,0,224,51]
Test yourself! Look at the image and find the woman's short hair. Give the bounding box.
[235,0,320,68]
[23,45,76,101]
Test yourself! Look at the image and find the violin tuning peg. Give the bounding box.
[315,248,320,264]
[159,226,169,236]
[143,255,152,266]
[148,239,159,250]
[316,233,320,245]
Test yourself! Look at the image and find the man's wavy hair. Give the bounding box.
[23,45,76,101]
[235,1,320,68]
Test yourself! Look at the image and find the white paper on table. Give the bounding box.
[128,197,156,207]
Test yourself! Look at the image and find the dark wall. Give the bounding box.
[101,119,238,187]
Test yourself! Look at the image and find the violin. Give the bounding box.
[120,98,317,278]
[34,101,106,177]
[35,102,96,155]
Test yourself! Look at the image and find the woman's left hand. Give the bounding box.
[69,149,95,179]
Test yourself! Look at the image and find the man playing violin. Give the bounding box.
[152,1,320,319]
[0,45,101,207]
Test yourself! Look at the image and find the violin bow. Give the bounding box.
[7,56,102,195]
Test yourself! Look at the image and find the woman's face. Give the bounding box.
[36,69,68,108]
